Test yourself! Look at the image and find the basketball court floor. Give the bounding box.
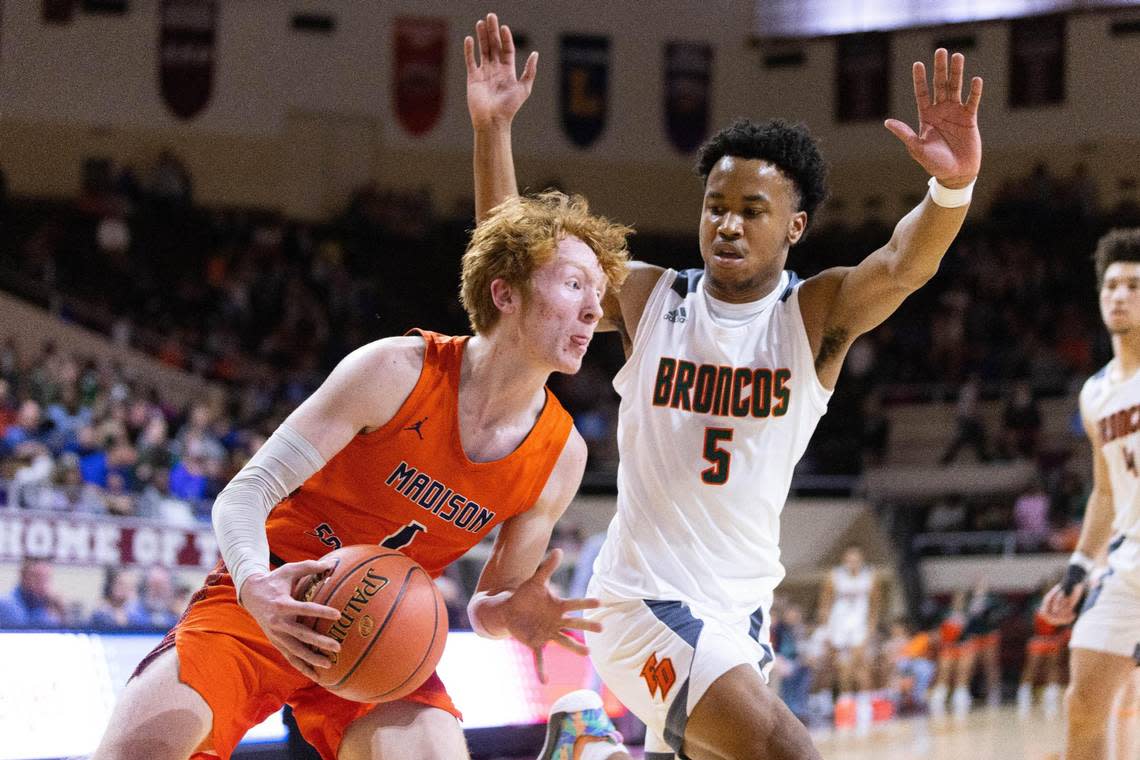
[502,706,1068,759]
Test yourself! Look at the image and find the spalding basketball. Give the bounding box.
[298,545,448,702]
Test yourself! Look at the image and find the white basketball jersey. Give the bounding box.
[1081,361,1140,541]
[592,268,831,619]
[828,566,874,628]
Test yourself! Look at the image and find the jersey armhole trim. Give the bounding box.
[786,284,832,414]
[613,269,677,388]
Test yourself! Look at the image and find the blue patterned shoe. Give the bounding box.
[537,689,624,760]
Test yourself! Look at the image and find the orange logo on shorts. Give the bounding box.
[640,652,676,700]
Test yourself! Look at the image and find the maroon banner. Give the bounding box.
[159,0,216,120]
[42,0,76,24]
[0,511,219,568]
[664,41,712,154]
[393,16,447,136]
[835,33,890,123]
[1009,14,1065,108]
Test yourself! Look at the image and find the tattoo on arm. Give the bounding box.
[814,327,849,373]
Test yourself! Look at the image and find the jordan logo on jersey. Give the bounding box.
[652,356,791,418]
[664,306,687,323]
[403,416,428,440]
[640,652,676,700]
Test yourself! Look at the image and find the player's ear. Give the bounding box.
[490,278,518,315]
[787,211,807,246]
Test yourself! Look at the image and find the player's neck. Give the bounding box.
[460,335,548,424]
[1111,332,1140,377]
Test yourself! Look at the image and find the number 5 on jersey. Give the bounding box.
[702,427,734,485]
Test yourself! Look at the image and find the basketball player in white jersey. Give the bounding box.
[1041,228,1140,760]
[816,545,880,731]
[466,14,982,759]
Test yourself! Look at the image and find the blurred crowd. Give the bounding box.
[2,152,1139,641]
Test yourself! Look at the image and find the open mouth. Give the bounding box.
[713,243,744,261]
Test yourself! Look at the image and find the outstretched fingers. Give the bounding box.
[911,60,929,115]
[485,13,504,64]
[949,52,965,103]
[932,47,949,103]
[533,547,564,584]
[966,75,984,114]
[463,35,477,74]
[521,50,538,88]
[552,632,590,656]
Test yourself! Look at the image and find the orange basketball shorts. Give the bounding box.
[133,569,460,760]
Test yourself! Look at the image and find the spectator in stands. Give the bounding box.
[1014,478,1052,551]
[773,601,812,724]
[0,378,16,435]
[882,617,936,714]
[940,375,991,465]
[89,566,137,629]
[102,470,134,516]
[1,399,48,455]
[126,566,179,630]
[68,424,108,487]
[998,379,1041,460]
[28,452,104,513]
[0,557,66,628]
[147,149,193,205]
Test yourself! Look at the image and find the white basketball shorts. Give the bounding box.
[1071,535,1140,663]
[583,578,775,757]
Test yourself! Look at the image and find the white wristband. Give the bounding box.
[1069,551,1095,572]
[927,176,975,208]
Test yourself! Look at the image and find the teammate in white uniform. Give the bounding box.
[816,546,880,730]
[466,14,983,759]
[1041,228,1140,760]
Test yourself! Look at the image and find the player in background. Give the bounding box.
[1018,577,1069,718]
[815,545,881,733]
[1041,229,1140,760]
[467,12,982,759]
[92,192,631,760]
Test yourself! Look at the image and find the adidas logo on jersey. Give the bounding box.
[664,306,687,323]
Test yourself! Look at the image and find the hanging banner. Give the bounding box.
[159,0,216,120]
[1009,14,1065,108]
[393,16,447,137]
[664,41,712,154]
[835,32,889,123]
[42,0,76,24]
[0,510,219,569]
[560,34,609,148]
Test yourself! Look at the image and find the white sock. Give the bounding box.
[579,741,629,760]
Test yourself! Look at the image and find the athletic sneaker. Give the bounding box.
[537,689,625,760]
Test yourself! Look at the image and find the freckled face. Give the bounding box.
[517,236,607,374]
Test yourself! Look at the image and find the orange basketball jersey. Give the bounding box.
[264,331,573,578]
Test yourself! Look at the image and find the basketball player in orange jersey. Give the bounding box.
[91,191,631,760]
[468,12,982,759]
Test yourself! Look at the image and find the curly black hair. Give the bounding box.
[1093,228,1140,286]
[695,118,829,223]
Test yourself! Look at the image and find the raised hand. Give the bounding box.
[464,12,538,129]
[496,548,602,683]
[885,48,983,188]
[239,558,343,680]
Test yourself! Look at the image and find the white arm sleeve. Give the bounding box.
[212,422,327,602]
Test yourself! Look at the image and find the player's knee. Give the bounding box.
[1065,681,1110,732]
[94,652,212,760]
